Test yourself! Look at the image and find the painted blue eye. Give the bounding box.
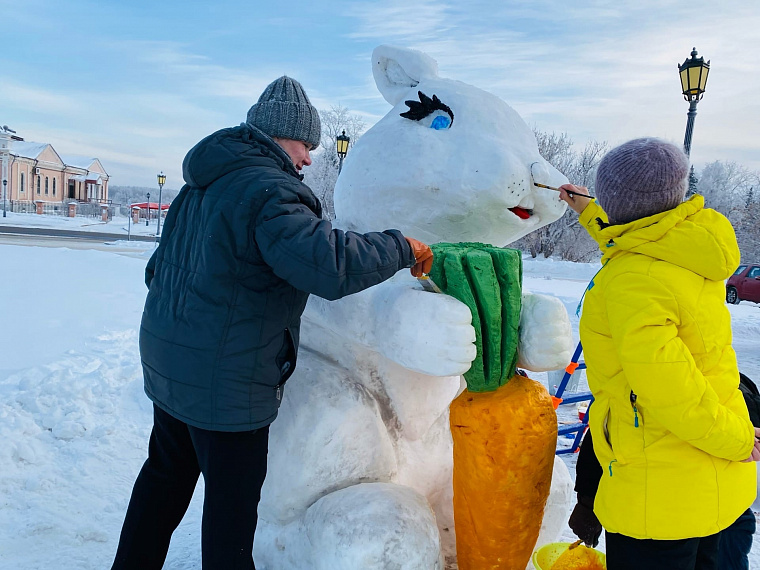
[430,115,451,130]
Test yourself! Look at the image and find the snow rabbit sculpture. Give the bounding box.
[254,45,574,570]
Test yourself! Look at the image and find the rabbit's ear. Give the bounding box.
[372,45,439,106]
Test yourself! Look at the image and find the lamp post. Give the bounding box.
[678,47,710,157]
[146,191,150,226]
[156,171,166,243]
[336,130,350,174]
[0,127,9,218]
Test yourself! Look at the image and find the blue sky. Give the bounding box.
[2,0,758,189]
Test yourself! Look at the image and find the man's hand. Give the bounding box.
[405,237,433,277]
[559,184,593,215]
[568,494,602,547]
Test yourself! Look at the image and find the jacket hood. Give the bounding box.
[597,195,740,281]
[182,123,300,189]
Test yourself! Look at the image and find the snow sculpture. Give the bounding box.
[254,45,574,570]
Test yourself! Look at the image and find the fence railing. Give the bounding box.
[4,200,122,221]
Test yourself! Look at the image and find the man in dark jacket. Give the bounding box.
[111,76,434,570]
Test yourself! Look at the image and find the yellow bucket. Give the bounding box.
[532,541,606,570]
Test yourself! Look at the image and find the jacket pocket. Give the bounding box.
[274,328,297,401]
[590,401,617,466]
[608,396,645,464]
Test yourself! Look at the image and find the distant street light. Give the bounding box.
[156,172,166,243]
[146,191,150,226]
[0,127,9,218]
[678,47,710,157]
[336,130,350,174]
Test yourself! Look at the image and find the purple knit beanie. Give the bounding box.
[595,138,689,225]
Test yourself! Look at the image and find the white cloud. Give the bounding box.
[340,0,760,170]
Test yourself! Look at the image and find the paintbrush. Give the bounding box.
[533,182,595,200]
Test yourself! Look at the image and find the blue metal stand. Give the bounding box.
[554,342,594,455]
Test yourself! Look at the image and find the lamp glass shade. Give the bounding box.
[157,173,166,186]
[336,135,350,158]
[689,66,703,95]
[680,68,690,95]
[699,65,709,91]
[678,50,710,100]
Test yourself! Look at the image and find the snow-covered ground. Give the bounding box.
[1,240,759,569]
[0,210,164,237]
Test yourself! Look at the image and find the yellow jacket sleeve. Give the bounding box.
[604,272,754,462]
[578,201,610,250]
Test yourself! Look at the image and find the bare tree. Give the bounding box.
[318,105,366,168]
[696,163,760,259]
[515,130,606,262]
[302,105,366,220]
[532,128,574,175]
[697,160,755,219]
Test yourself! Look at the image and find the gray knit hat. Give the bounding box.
[595,138,689,225]
[246,76,321,149]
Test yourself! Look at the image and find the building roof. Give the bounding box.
[10,141,49,159]
[60,155,96,169]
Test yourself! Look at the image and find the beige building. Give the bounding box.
[1,132,109,205]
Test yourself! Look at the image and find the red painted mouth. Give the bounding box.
[509,207,533,219]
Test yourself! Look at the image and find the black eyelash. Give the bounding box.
[400,91,454,125]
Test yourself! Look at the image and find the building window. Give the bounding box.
[37,176,41,194]
[45,177,49,195]
[20,173,25,193]
[53,178,56,196]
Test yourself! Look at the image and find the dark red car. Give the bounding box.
[727,264,760,304]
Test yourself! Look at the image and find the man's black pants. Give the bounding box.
[606,530,721,570]
[111,405,270,570]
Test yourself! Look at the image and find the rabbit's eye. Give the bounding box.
[429,114,451,130]
[400,91,454,129]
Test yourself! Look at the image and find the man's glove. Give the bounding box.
[405,237,434,277]
[568,494,602,547]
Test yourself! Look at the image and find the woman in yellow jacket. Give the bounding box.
[559,137,760,570]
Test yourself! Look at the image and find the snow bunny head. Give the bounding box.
[334,45,568,246]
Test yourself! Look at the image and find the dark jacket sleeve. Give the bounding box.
[254,182,416,301]
[575,430,604,499]
[739,373,760,427]
[145,186,190,288]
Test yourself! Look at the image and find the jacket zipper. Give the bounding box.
[630,391,639,428]
[575,259,609,317]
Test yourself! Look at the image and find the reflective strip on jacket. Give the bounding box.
[578,195,756,540]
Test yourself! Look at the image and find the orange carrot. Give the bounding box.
[450,374,557,569]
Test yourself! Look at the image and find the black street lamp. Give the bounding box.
[336,130,350,174]
[2,179,6,218]
[146,191,150,226]
[678,47,710,157]
[156,171,166,243]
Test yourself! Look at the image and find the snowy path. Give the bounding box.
[1,245,759,569]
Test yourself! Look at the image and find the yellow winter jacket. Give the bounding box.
[578,195,756,540]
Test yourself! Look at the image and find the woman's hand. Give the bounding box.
[741,427,760,462]
[559,184,593,214]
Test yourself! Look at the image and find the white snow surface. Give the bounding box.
[1,243,759,568]
[1,210,164,237]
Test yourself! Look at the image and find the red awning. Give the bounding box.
[130,202,170,210]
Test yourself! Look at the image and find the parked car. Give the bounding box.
[727,264,760,304]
